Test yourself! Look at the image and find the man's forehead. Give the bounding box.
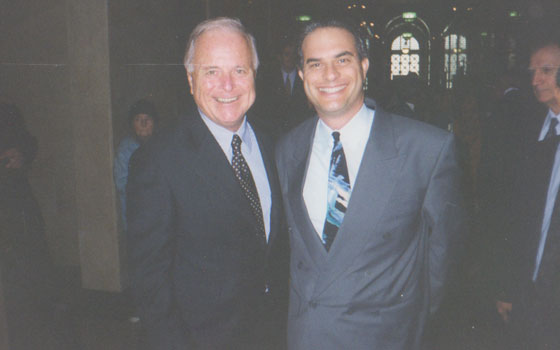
[531,45,560,63]
[303,28,356,53]
[192,63,252,69]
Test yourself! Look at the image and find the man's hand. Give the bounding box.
[496,300,512,323]
[0,148,24,169]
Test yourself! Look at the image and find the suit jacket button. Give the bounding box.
[309,301,317,309]
[297,261,304,269]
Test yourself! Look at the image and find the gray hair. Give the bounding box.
[184,17,259,73]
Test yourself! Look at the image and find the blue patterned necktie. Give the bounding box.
[231,134,266,241]
[322,131,351,251]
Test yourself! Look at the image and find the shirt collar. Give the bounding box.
[316,104,373,149]
[538,108,560,142]
[198,109,253,153]
[503,87,519,96]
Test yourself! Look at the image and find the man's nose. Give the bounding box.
[324,63,340,81]
[221,73,234,91]
[532,70,542,86]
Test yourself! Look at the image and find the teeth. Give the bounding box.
[217,97,238,103]
[319,86,345,93]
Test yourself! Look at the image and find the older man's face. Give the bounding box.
[187,28,256,132]
[530,44,560,113]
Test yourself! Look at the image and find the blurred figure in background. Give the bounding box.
[0,102,56,349]
[113,99,157,230]
[255,39,312,139]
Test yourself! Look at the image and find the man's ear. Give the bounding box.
[361,58,370,78]
[298,69,304,81]
[187,72,194,95]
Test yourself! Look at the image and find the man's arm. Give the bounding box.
[422,134,466,314]
[126,147,189,350]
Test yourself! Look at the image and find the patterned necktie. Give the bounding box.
[231,134,266,241]
[322,131,351,251]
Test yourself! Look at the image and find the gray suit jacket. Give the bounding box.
[276,104,464,350]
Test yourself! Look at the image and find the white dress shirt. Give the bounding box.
[303,104,375,238]
[199,110,272,240]
[533,108,560,280]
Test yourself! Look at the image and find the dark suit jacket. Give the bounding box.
[494,107,560,349]
[496,105,560,298]
[275,103,465,350]
[127,110,288,350]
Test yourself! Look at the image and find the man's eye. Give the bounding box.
[309,62,321,69]
[235,68,248,75]
[542,67,554,74]
[205,69,218,76]
[338,58,349,64]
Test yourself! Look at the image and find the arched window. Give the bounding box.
[390,34,421,79]
[444,34,468,88]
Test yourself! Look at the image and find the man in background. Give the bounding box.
[496,36,560,349]
[255,40,311,139]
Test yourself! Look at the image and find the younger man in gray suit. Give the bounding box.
[276,19,465,349]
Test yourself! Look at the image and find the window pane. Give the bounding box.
[459,35,467,50]
[410,37,420,50]
[391,37,401,50]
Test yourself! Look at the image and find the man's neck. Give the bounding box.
[319,101,365,131]
[550,103,560,116]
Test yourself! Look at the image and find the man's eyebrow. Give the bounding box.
[304,51,355,65]
[335,51,354,58]
[305,57,320,65]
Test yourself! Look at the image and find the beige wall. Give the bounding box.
[0,0,201,292]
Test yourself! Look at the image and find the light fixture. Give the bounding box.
[402,12,417,22]
[296,15,311,22]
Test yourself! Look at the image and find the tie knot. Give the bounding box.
[232,134,242,153]
[332,131,341,143]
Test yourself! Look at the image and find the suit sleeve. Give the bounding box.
[421,133,466,314]
[126,147,190,350]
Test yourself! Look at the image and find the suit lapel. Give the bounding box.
[313,108,403,295]
[287,118,328,267]
[182,113,261,235]
[253,126,281,250]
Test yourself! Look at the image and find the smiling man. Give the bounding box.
[126,17,288,350]
[275,19,464,350]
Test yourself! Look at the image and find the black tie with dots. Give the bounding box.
[231,134,266,241]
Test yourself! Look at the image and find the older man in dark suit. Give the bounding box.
[127,17,288,350]
[495,36,560,350]
[275,19,464,350]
